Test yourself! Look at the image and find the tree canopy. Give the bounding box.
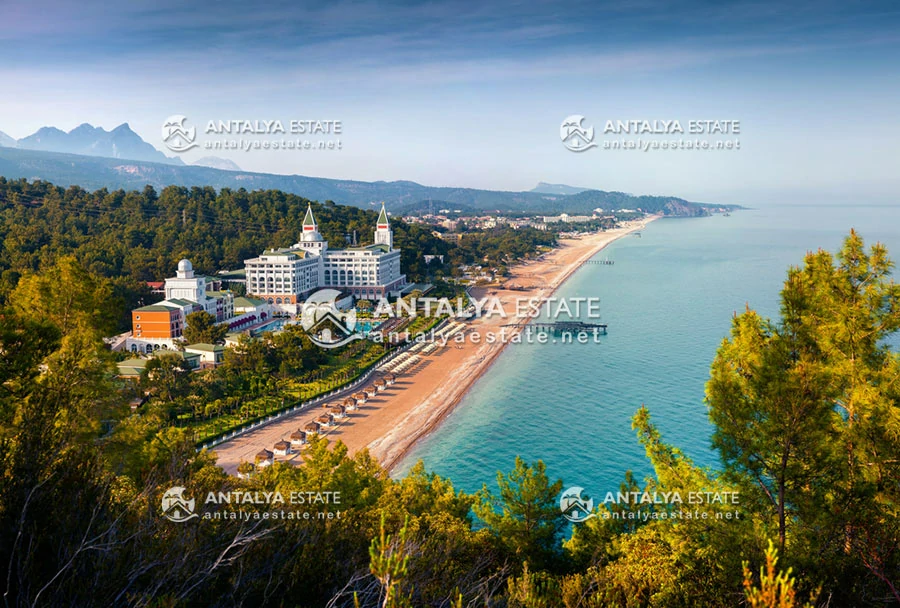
[0,178,558,330]
[183,310,228,344]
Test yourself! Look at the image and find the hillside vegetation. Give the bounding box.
[0,178,556,329]
[0,231,897,606]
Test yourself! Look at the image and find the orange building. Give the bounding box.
[132,305,183,340]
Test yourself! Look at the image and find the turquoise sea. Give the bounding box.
[395,204,900,495]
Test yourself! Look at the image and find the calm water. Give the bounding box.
[251,318,289,336]
[395,204,900,494]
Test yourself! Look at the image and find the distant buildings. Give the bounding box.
[542,213,596,224]
[507,219,549,230]
[412,212,549,232]
[243,203,406,313]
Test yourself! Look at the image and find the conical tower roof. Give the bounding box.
[303,204,317,230]
[376,202,389,228]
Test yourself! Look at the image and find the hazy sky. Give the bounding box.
[1,0,899,206]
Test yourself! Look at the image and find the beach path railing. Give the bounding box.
[200,318,451,452]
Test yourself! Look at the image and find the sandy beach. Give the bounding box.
[213,217,655,475]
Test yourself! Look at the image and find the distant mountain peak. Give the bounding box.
[68,124,104,140]
[16,122,181,165]
[0,130,16,148]
[34,126,67,135]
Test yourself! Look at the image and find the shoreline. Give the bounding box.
[211,217,656,476]
[378,216,656,474]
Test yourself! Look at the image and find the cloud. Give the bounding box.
[3,0,898,70]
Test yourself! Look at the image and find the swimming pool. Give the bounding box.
[357,320,377,333]
[250,317,379,338]
[250,318,289,336]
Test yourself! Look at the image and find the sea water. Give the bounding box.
[395,203,900,495]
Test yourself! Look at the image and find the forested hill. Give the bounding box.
[0,178,556,328]
[0,147,738,215]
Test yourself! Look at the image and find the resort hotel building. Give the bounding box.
[243,203,406,313]
[122,203,404,353]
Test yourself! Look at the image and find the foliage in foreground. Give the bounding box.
[0,231,898,607]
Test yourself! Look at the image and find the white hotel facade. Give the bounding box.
[243,203,406,312]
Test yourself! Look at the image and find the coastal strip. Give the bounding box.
[212,218,655,475]
[377,217,656,473]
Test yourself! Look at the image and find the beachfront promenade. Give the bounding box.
[212,219,652,475]
[204,318,451,443]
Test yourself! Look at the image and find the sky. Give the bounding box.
[1,0,899,206]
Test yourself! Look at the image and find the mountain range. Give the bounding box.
[4,123,183,165]
[0,124,740,216]
[0,124,246,173]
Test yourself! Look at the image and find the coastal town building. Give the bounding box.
[542,213,596,224]
[244,203,406,313]
[507,219,549,230]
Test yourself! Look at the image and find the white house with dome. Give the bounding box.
[166,259,208,302]
[243,203,406,313]
[163,258,234,320]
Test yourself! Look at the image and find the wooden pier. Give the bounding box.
[527,321,608,335]
[543,258,614,267]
